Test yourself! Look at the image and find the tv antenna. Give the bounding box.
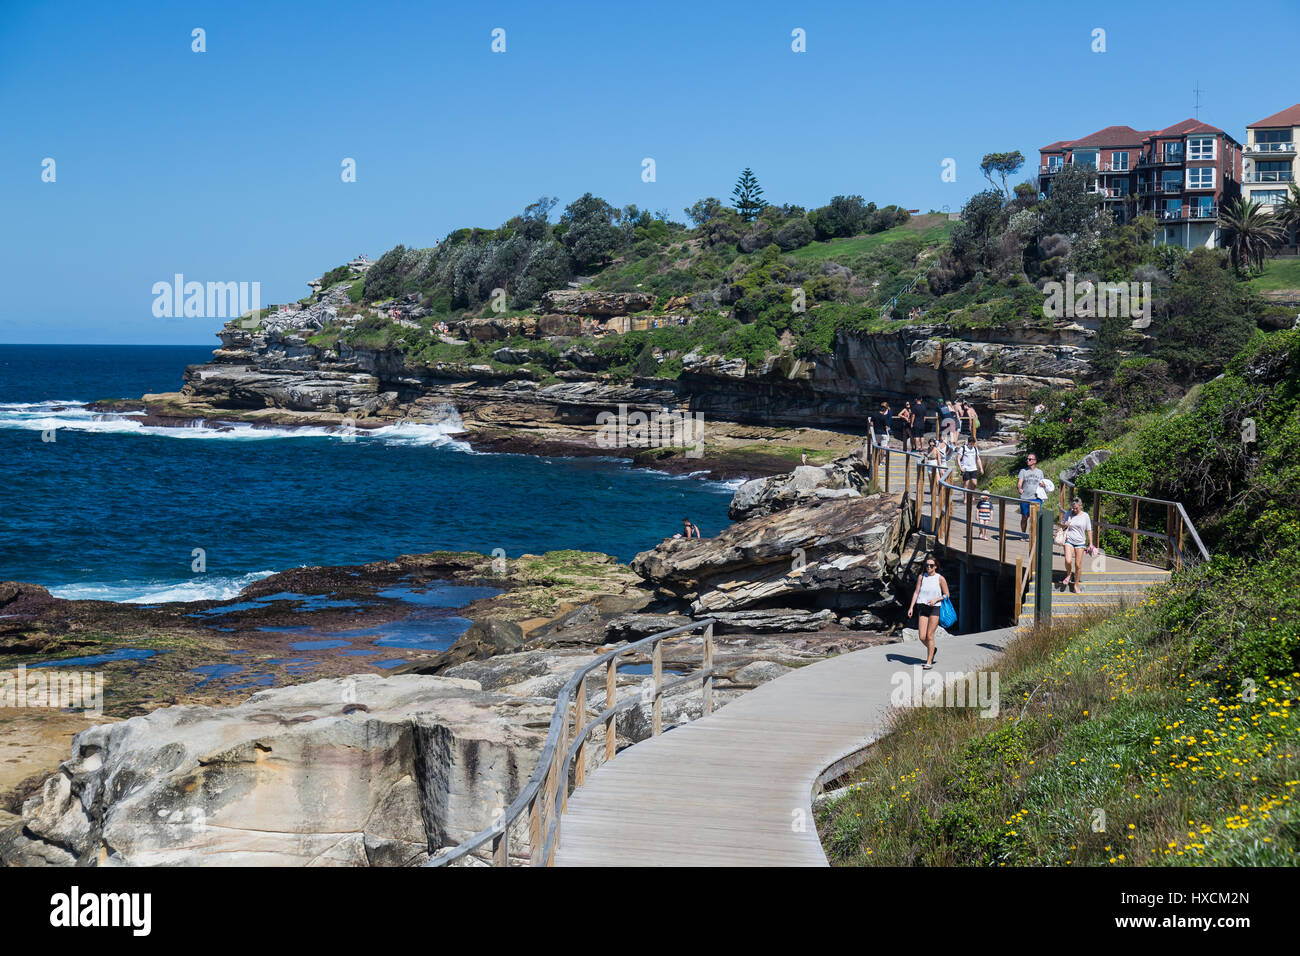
[1193,82,1205,119]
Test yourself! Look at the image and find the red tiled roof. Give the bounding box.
[1064,125,1148,148]
[1248,103,1300,128]
[1040,140,1073,152]
[1157,118,1225,137]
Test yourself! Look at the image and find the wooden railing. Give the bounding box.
[426,618,716,867]
[869,442,1040,616]
[1057,478,1209,569]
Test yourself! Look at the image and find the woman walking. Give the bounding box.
[908,556,950,670]
[1059,497,1096,593]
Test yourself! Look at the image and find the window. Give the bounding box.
[1257,128,1290,144]
[1111,151,1129,171]
[1048,155,1062,170]
[1112,179,1130,196]
[1186,167,1214,189]
[1187,136,1215,161]
[1073,150,1098,169]
[1164,142,1183,162]
[1254,189,1286,206]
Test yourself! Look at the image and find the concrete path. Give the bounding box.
[554,627,1014,866]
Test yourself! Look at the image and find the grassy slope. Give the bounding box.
[1248,257,1300,292]
[818,602,1299,866]
[785,214,955,264]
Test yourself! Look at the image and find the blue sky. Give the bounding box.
[2,0,1296,344]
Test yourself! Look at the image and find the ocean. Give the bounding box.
[0,345,735,602]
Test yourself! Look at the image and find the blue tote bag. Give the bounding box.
[938,595,957,629]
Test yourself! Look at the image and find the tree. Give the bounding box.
[518,196,557,240]
[949,189,1007,271]
[1037,164,1105,240]
[1277,183,1300,250]
[1150,247,1256,379]
[684,197,726,226]
[1218,198,1284,274]
[980,151,1026,200]
[559,193,624,270]
[808,195,872,240]
[731,168,768,222]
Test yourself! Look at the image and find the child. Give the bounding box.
[976,493,993,540]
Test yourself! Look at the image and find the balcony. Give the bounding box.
[1244,141,1295,156]
[1137,153,1183,167]
[1039,163,1064,175]
[1099,161,1132,173]
[1153,206,1218,221]
[1087,185,1132,200]
[1137,181,1185,195]
[1244,170,1295,183]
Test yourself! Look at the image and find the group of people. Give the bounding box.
[870,398,979,452]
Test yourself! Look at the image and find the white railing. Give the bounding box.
[1245,171,1295,183]
[1245,142,1295,154]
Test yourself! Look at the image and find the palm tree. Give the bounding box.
[1218,198,1284,274]
[1277,183,1300,251]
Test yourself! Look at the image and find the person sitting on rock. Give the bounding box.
[682,517,700,539]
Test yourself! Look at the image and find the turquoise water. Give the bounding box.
[0,345,734,602]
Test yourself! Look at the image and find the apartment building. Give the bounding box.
[1243,103,1299,212]
[1039,120,1243,250]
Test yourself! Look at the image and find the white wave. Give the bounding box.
[363,420,469,449]
[47,570,278,604]
[0,401,468,446]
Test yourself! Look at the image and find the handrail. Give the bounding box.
[426,617,716,866]
[870,440,1042,613]
[1058,475,1209,567]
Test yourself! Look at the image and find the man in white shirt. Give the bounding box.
[957,434,983,502]
[1017,454,1044,537]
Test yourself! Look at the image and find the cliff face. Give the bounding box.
[178,308,1097,440]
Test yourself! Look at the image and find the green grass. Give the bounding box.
[1248,256,1300,291]
[785,215,955,264]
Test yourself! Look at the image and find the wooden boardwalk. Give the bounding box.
[554,627,1012,866]
[551,446,1177,867]
[875,449,1170,625]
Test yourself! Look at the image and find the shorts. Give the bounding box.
[915,603,939,618]
[1020,500,1033,517]
[962,469,979,482]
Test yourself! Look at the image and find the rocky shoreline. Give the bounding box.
[0,449,925,866]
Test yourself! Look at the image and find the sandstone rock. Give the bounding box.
[632,495,906,615]
[729,455,871,521]
[708,608,835,633]
[1061,448,1112,485]
[539,290,656,316]
[681,352,746,379]
[493,347,553,366]
[731,660,792,684]
[604,613,693,643]
[846,610,888,630]
[0,675,551,867]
